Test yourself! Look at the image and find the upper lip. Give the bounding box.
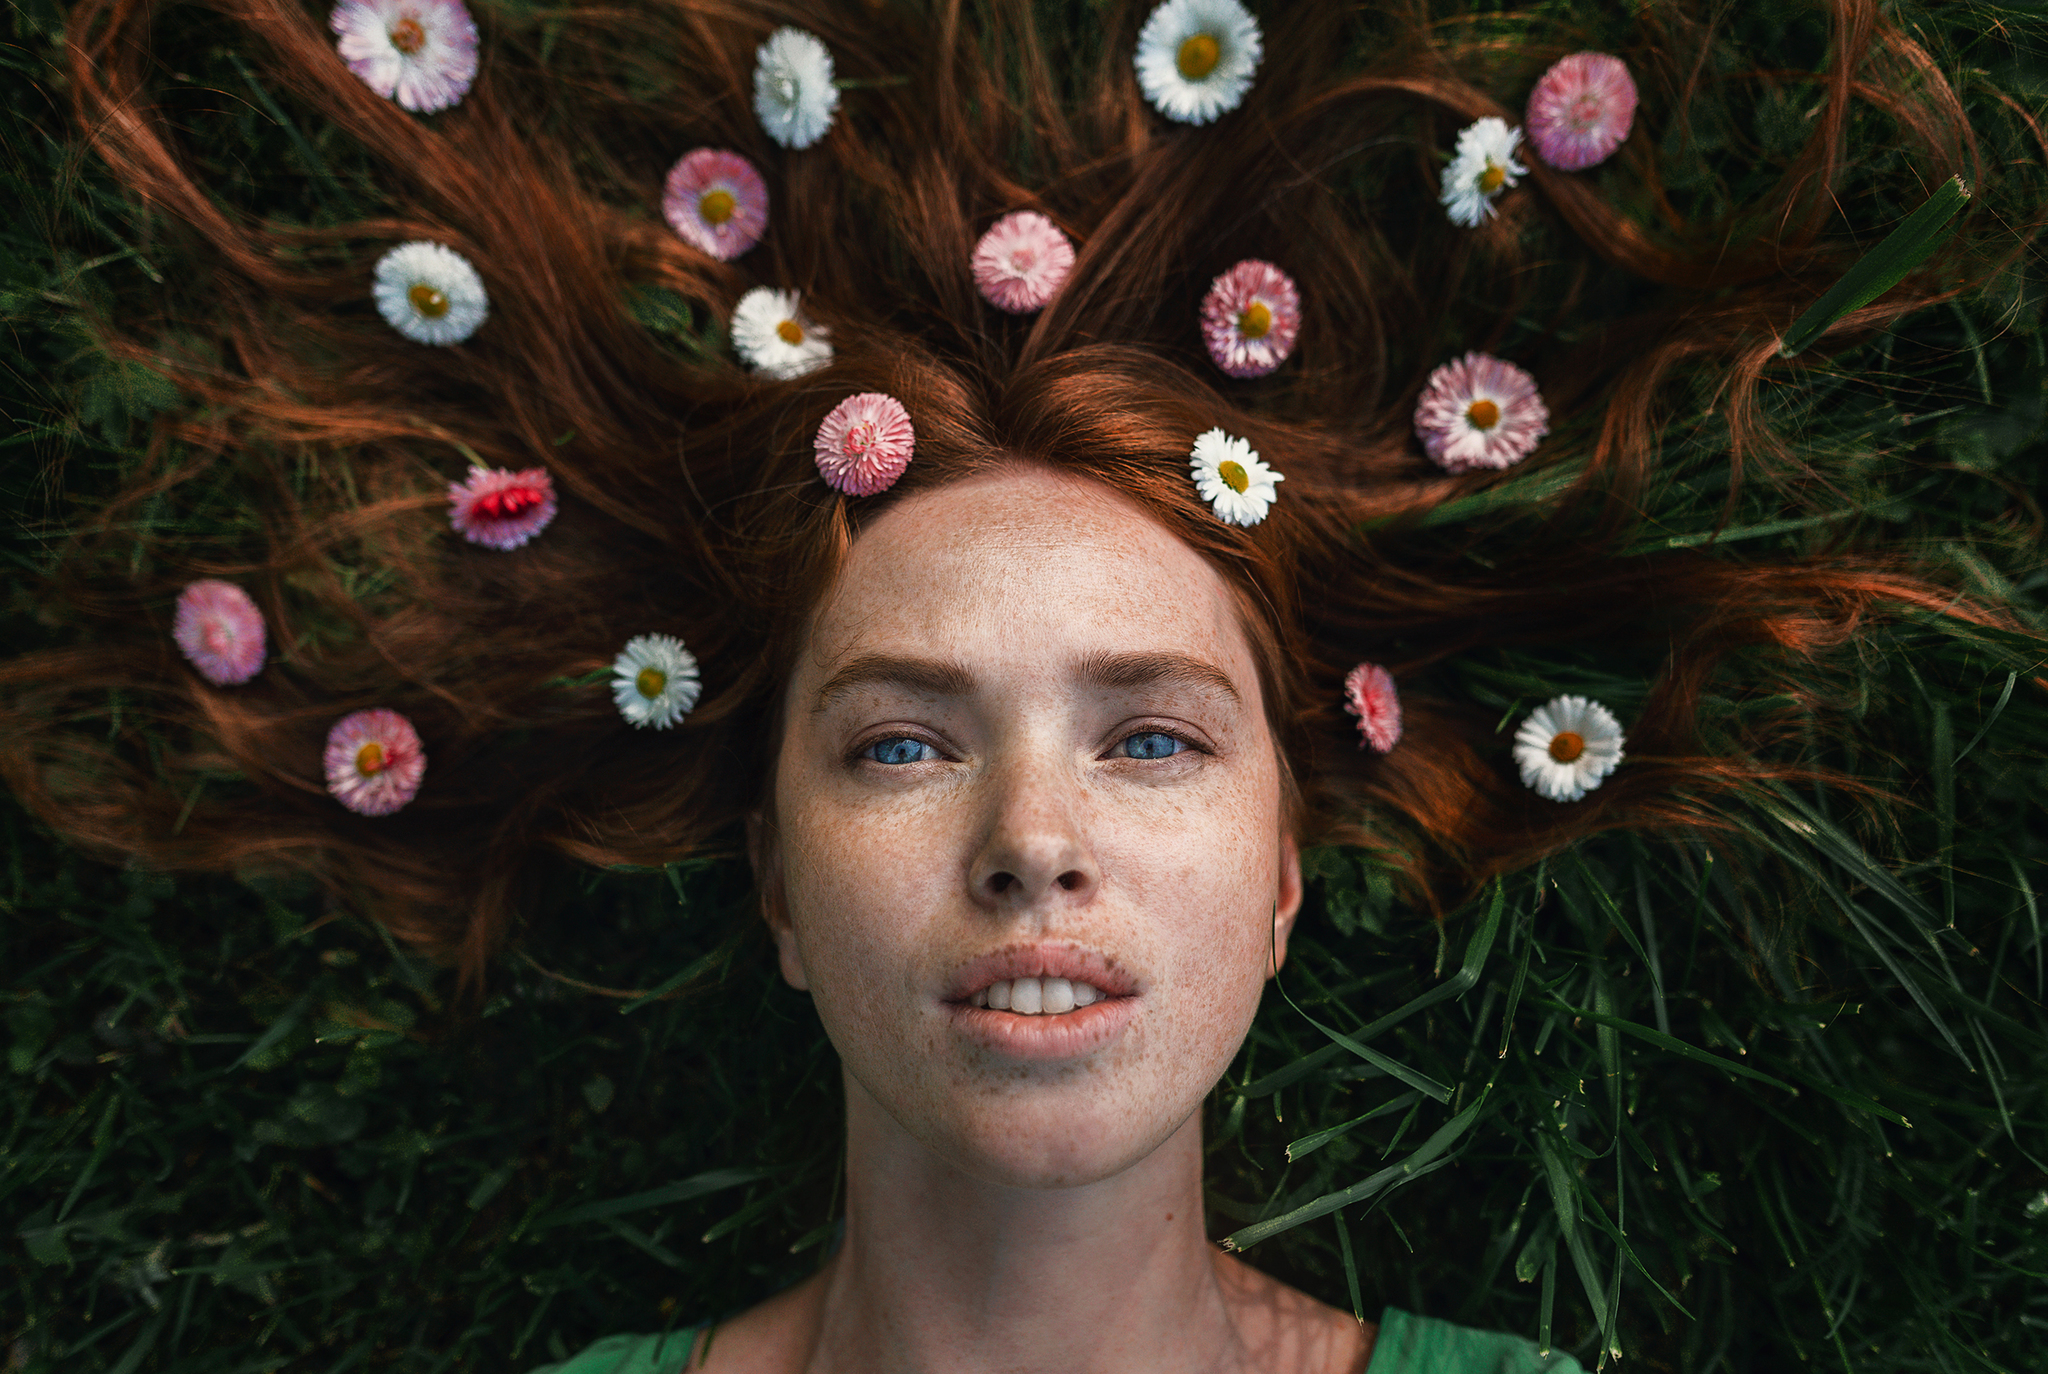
[945,942,1140,1002]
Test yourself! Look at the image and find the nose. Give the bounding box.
[968,753,1099,911]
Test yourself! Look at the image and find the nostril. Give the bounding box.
[1057,870,1082,891]
[989,872,1015,894]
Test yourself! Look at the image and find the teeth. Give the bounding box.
[973,977,1109,1015]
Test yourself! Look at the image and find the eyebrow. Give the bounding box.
[811,649,1240,713]
[1073,649,1242,705]
[813,654,975,713]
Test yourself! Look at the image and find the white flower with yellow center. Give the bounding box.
[1188,427,1282,526]
[611,633,702,730]
[371,241,488,345]
[1441,117,1528,227]
[1512,694,1624,802]
[730,287,833,380]
[1133,0,1262,125]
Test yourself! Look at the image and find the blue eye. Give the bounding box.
[1119,731,1185,760]
[865,737,937,765]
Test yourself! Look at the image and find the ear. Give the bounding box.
[1270,831,1304,977]
[746,809,809,992]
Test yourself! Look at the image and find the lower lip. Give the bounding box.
[946,996,1137,1060]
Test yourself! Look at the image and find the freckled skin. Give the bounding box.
[719,467,1370,1374]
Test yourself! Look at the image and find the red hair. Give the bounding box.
[6,0,2039,989]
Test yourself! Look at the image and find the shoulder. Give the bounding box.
[1363,1308,1587,1374]
[525,1329,706,1374]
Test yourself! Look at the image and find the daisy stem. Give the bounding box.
[832,76,910,89]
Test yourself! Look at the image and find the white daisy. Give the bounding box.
[730,287,833,380]
[371,241,488,345]
[1512,695,1624,802]
[1441,117,1528,227]
[1188,427,1282,526]
[611,634,702,730]
[1133,0,1262,125]
[753,27,839,150]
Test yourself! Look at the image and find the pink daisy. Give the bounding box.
[1525,52,1638,172]
[323,709,426,816]
[1412,352,1550,473]
[814,393,916,496]
[662,150,769,262]
[173,580,267,686]
[971,211,1076,314]
[448,466,558,550]
[329,0,479,115]
[1343,662,1402,754]
[1200,259,1301,379]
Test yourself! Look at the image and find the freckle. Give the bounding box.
[1165,1212,1174,1222]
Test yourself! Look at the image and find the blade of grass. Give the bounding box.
[1777,177,1970,357]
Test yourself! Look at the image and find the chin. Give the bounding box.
[926,1106,1178,1190]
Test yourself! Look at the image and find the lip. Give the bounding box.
[942,942,1141,1062]
[944,942,1139,1002]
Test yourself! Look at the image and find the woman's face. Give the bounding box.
[765,464,1302,1189]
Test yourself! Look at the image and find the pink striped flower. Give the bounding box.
[1200,259,1300,378]
[448,466,557,549]
[662,149,769,261]
[324,709,426,816]
[329,0,478,115]
[1343,662,1401,754]
[1412,352,1549,473]
[971,211,1076,314]
[814,393,915,496]
[173,580,267,686]
[1525,53,1638,172]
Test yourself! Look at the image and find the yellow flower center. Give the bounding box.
[636,667,667,700]
[356,741,387,776]
[1478,162,1507,194]
[1548,731,1585,763]
[408,283,449,318]
[1176,33,1221,80]
[699,189,737,225]
[1466,398,1501,430]
[388,17,426,54]
[1237,301,1272,340]
[1217,459,1249,494]
[776,319,805,345]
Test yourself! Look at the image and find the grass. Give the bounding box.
[4,1,2047,1370]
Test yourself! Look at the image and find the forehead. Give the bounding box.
[795,465,1255,687]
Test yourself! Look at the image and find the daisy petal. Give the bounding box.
[1412,352,1549,473]
[173,580,267,686]
[1526,52,1638,171]
[1188,427,1282,526]
[324,708,427,815]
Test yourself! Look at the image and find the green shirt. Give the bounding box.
[529,1308,1587,1373]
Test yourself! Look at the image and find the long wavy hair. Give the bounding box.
[5,0,2031,987]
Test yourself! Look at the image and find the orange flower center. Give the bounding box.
[388,17,426,54]
[636,667,667,700]
[356,741,387,776]
[776,319,805,345]
[1238,301,1272,340]
[1176,33,1221,80]
[699,189,737,225]
[1217,459,1249,494]
[1478,163,1508,194]
[408,283,449,318]
[1548,731,1585,763]
[1466,398,1501,430]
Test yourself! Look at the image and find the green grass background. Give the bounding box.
[4,1,2048,1370]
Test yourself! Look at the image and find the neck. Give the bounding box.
[806,1071,1242,1374]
